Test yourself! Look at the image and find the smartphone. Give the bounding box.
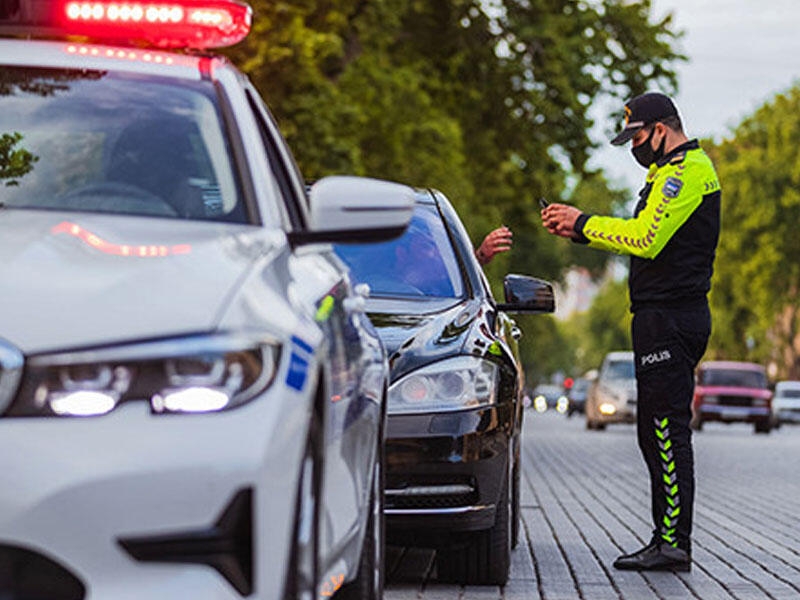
[538,197,550,209]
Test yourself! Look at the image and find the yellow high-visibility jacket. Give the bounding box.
[574,140,721,311]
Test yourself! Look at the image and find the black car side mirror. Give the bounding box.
[496,274,555,314]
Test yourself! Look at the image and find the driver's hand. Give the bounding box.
[476,226,513,264]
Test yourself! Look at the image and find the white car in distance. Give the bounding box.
[772,380,800,427]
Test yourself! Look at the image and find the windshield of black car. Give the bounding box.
[603,359,634,381]
[0,67,246,223]
[702,369,767,388]
[335,204,465,298]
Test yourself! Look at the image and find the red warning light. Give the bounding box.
[60,0,252,48]
[563,377,574,390]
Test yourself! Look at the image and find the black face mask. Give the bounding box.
[631,127,666,168]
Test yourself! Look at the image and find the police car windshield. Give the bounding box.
[335,204,465,298]
[0,67,246,223]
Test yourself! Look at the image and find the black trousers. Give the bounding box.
[631,304,710,552]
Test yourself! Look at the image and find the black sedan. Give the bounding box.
[335,189,554,585]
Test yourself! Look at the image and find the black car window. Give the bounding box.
[702,369,767,388]
[0,67,247,223]
[335,204,465,298]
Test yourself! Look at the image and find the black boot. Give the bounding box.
[613,541,691,572]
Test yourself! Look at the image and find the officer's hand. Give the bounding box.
[542,203,582,239]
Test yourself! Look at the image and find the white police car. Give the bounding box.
[0,1,414,598]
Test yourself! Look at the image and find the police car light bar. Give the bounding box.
[0,0,251,49]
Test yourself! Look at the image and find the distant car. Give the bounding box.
[692,361,772,434]
[566,377,592,416]
[335,189,555,585]
[585,351,637,430]
[532,384,569,414]
[772,380,800,426]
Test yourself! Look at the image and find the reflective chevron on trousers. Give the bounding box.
[654,416,680,547]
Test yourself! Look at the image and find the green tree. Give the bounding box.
[704,86,800,378]
[0,132,38,186]
[224,0,683,283]
[516,313,577,385]
[567,277,632,372]
[223,0,683,381]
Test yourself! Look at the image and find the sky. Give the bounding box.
[588,0,800,193]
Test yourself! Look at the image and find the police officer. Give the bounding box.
[541,92,721,572]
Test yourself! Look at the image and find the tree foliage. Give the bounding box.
[515,313,577,385]
[0,132,38,187]
[222,0,683,380]
[704,86,800,378]
[564,276,631,373]
[225,0,683,282]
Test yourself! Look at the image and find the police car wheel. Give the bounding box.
[338,418,385,599]
[284,407,322,600]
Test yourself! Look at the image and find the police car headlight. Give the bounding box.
[388,356,497,414]
[5,334,280,417]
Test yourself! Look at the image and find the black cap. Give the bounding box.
[610,92,679,146]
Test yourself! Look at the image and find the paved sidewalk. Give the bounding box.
[385,411,800,599]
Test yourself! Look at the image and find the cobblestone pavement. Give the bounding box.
[385,410,800,599]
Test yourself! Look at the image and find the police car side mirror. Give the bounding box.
[289,176,414,246]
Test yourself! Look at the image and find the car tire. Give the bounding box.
[436,469,511,585]
[284,409,321,600]
[754,421,771,434]
[587,419,605,431]
[511,445,521,549]
[337,410,385,600]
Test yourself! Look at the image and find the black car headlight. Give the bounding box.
[5,334,280,417]
[388,356,497,414]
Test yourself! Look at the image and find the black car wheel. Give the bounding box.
[436,467,511,585]
[586,419,606,431]
[754,420,771,434]
[338,435,385,600]
[511,441,521,549]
